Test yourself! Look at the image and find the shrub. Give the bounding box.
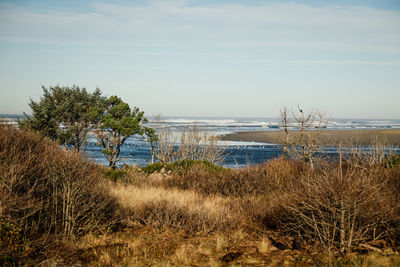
[142,160,226,175]
[141,161,166,174]
[383,154,400,168]
[159,158,303,197]
[105,169,128,182]
[0,126,119,249]
[154,126,226,165]
[0,220,30,265]
[275,155,400,253]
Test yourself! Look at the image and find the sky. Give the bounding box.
[0,0,399,119]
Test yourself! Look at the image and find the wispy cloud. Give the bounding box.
[1,1,399,54]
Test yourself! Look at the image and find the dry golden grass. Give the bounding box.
[3,126,400,266]
[109,183,237,232]
[56,225,400,267]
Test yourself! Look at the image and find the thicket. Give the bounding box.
[0,126,119,264]
[278,156,400,253]
[132,151,400,252]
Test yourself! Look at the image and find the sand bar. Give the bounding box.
[221,129,400,146]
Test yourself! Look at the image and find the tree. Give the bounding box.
[144,127,159,164]
[20,85,105,151]
[280,105,326,169]
[280,106,291,159]
[94,96,147,169]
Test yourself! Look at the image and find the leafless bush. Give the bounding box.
[155,125,226,165]
[0,126,118,244]
[338,138,396,169]
[279,147,399,253]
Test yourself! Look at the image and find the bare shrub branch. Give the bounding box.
[0,126,118,243]
[279,144,399,253]
[154,123,226,165]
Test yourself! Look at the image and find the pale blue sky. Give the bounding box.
[0,0,399,118]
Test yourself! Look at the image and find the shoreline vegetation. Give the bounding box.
[2,87,400,266]
[221,129,400,146]
[2,125,400,266]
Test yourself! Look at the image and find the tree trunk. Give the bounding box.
[150,143,155,164]
[109,149,116,169]
[76,133,80,152]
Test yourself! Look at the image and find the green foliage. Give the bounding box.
[141,160,226,174]
[0,221,31,265]
[21,86,157,168]
[95,96,149,169]
[144,127,159,143]
[20,85,105,151]
[144,127,159,163]
[105,169,128,182]
[141,162,166,174]
[383,154,400,168]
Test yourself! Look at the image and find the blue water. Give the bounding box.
[84,138,283,169]
[82,116,400,168]
[2,115,399,168]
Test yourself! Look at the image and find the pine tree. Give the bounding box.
[94,96,147,168]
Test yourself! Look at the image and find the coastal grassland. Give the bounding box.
[1,126,400,266]
[59,157,400,266]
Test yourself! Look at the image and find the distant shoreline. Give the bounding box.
[221,129,400,146]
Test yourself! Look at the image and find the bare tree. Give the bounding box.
[280,105,326,169]
[280,107,291,159]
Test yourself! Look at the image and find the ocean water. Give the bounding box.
[2,115,399,168]
[83,116,400,168]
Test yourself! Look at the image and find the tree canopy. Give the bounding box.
[94,96,148,168]
[20,85,105,151]
[21,86,155,168]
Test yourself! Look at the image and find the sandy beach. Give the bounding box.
[221,129,400,146]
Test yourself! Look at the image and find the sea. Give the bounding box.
[85,116,400,168]
[2,115,400,168]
